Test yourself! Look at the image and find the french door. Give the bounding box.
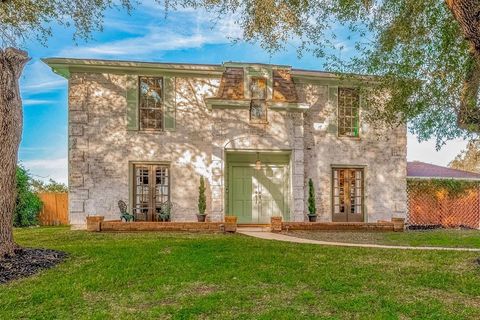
[132,164,170,221]
[332,168,364,222]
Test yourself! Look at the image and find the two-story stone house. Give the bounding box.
[43,58,407,229]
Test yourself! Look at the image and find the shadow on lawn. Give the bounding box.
[0,248,67,284]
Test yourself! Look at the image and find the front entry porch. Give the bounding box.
[226,151,291,224]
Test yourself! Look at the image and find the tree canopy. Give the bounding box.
[174,0,478,148]
[0,0,135,47]
[449,139,480,172]
[2,1,478,147]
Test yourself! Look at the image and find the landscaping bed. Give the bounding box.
[284,229,480,248]
[0,248,67,284]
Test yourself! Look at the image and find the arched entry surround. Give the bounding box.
[209,134,306,223]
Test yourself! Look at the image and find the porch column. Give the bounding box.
[292,125,305,221]
[210,147,224,222]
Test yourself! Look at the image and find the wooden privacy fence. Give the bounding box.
[407,180,480,229]
[38,192,69,226]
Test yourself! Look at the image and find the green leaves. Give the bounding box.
[407,178,480,199]
[0,0,134,47]
[180,0,475,146]
[14,165,42,227]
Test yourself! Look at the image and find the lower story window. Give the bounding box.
[133,163,170,221]
[332,168,364,222]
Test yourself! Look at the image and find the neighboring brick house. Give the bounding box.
[43,58,407,229]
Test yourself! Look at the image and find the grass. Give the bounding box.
[286,229,480,248]
[0,227,479,319]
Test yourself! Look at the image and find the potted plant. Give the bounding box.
[307,178,317,222]
[197,176,207,222]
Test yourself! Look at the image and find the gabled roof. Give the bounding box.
[407,161,480,180]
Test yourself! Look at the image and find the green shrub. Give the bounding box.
[31,178,68,193]
[307,178,316,215]
[198,176,206,215]
[14,166,43,227]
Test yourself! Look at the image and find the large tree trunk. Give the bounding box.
[445,0,480,129]
[0,48,29,257]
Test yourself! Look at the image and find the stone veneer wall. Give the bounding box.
[68,73,220,228]
[67,71,406,228]
[298,82,407,222]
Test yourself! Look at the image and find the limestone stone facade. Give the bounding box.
[44,59,407,229]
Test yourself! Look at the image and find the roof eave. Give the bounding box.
[41,58,225,79]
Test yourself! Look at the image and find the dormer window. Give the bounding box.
[249,78,268,123]
[250,77,267,99]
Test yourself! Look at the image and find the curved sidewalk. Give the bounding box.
[238,231,480,252]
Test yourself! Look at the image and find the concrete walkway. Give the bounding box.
[238,230,480,252]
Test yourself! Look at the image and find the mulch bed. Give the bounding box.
[0,248,67,284]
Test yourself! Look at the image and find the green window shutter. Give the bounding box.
[126,75,139,131]
[163,76,176,130]
[355,92,362,137]
[327,86,338,134]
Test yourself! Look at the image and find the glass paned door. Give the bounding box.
[332,168,364,222]
[133,164,169,221]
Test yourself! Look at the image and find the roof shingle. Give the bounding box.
[407,161,480,180]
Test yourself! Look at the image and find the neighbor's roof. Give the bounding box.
[407,161,480,180]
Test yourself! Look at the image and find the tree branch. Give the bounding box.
[457,51,480,129]
[445,0,480,130]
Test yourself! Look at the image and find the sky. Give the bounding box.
[17,2,468,184]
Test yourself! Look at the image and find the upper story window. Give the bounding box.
[250,77,267,99]
[338,87,360,137]
[139,76,163,130]
[250,77,268,123]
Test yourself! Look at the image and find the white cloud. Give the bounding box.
[58,9,242,59]
[23,79,66,92]
[23,99,56,106]
[21,157,68,184]
[21,60,67,94]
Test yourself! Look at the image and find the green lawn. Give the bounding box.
[286,229,480,248]
[0,227,479,319]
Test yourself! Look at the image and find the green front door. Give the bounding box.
[230,166,254,224]
[229,164,289,224]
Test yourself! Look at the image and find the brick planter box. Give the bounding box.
[392,217,405,232]
[271,216,282,232]
[86,216,104,232]
[100,221,224,232]
[224,216,238,232]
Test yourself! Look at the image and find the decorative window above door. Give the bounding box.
[250,77,268,123]
[250,77,267,99]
